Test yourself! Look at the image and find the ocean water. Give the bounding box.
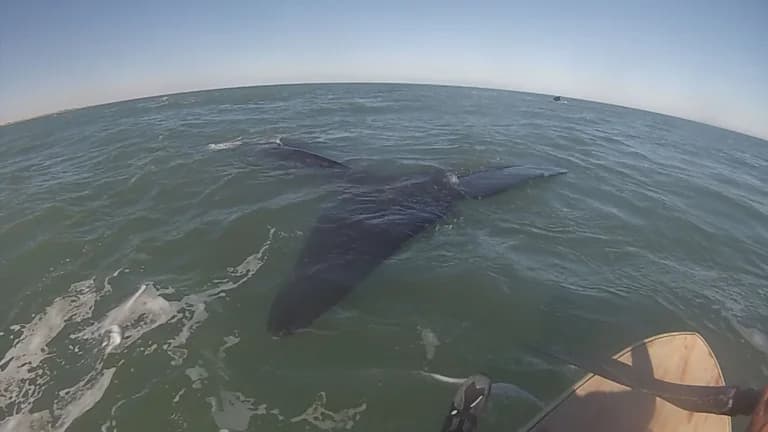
[0,83,766,431]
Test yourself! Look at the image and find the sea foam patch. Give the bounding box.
[418,326,440,361]
[0,227,276,431]
[207,137,243,151]
[0,273,121,432]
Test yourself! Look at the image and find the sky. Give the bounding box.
[1,0,766,139]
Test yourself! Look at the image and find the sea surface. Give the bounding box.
[0,83,766,431]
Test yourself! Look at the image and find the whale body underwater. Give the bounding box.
[254,141,567,336]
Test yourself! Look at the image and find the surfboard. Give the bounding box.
[523,332,731,432]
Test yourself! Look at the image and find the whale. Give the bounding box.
[257,141,567,335]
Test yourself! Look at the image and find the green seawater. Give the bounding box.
[1,83,766,431]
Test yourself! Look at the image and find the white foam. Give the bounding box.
[227,229,274,277]
[186,365,209,389]
[446,172,460,186]
[164,227,275,364]
[207,137,243,151]
[0,410,51,432]
[732,319,768,356]
[418,326,440,361]
[289,392,367,430]
[140,96,169,108]
[418,371,467,385]
[0,274,123,432]
[210,392,258,431]
[172,388,186,404]
[99,387,149,432]
[0,228,276,431]
[103,325,122,353]
[52,368,117,432]
[74,281,177,354]
[166,300,207,365]
[0,278,101,411]
[207,390,285,431]
[205,390,366,431]
[218,334,240,358]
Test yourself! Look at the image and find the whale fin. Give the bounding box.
[264,144,350,170]
[456,165,566,199]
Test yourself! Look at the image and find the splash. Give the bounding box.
[103,325,122,353]
[74,281,176,354]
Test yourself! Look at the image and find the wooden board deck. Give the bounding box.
[524,332,731,432]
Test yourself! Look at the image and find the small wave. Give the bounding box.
[207,137,243,151]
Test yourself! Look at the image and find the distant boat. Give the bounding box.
[553,95,562,102]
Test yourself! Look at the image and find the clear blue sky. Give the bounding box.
[1,0,766,139]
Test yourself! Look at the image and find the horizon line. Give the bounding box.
[2,80,766,142]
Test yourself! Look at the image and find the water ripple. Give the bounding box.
[0,83,766,431]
